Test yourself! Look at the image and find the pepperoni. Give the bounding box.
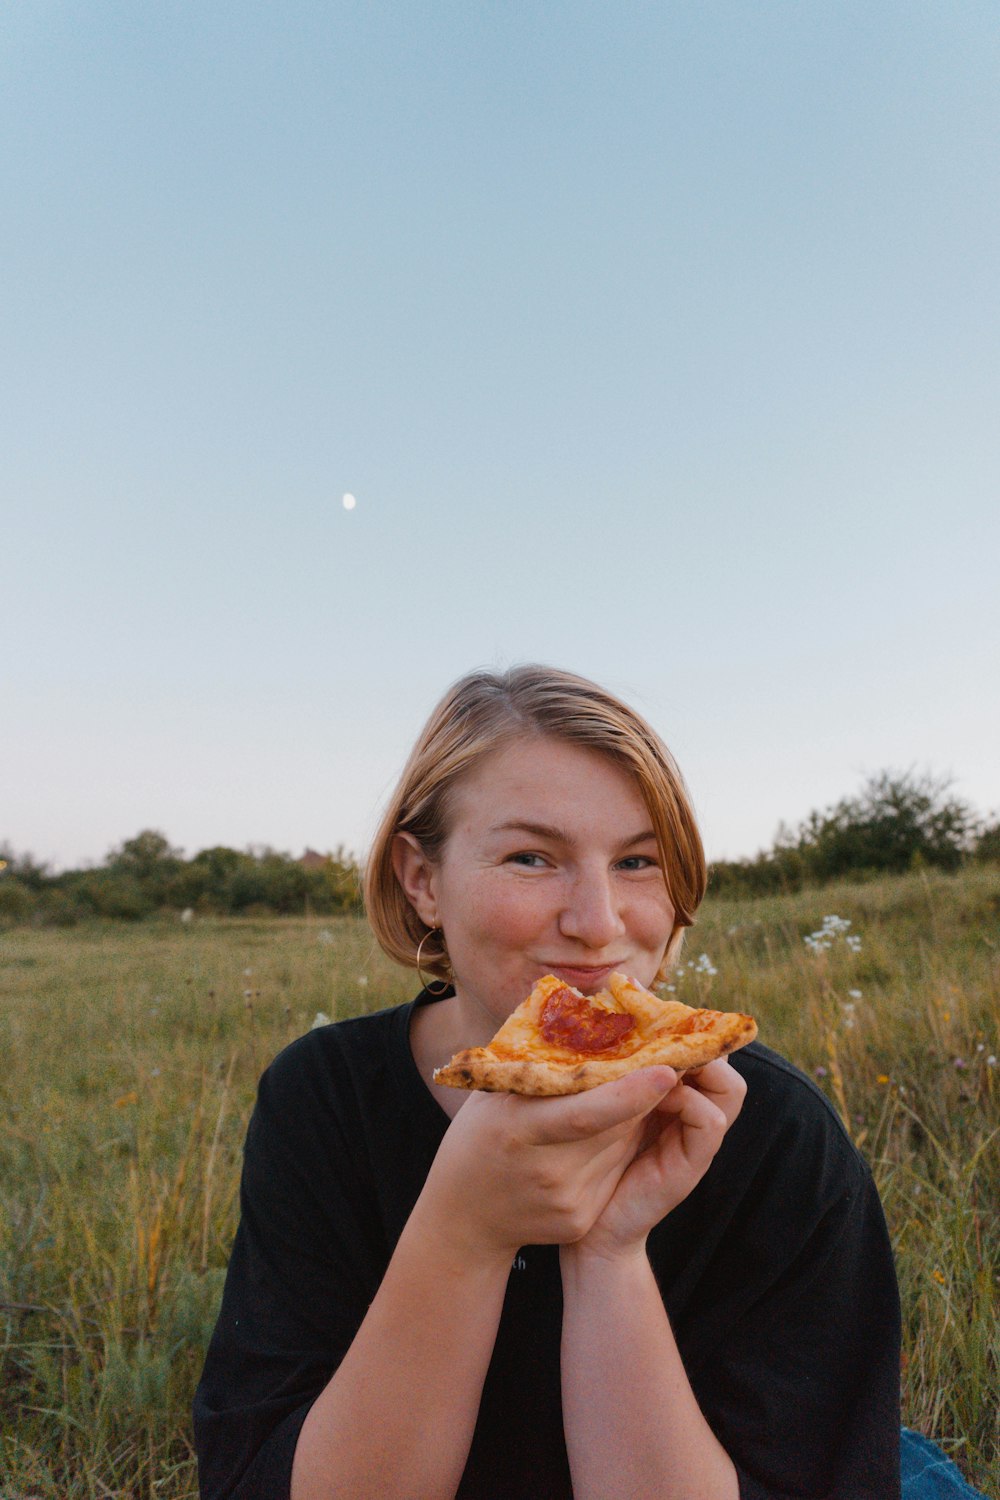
[539,986,637,1056]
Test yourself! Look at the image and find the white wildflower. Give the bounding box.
[805,915,863,956]
[311,1012,332,1029]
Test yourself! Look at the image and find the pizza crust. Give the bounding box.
[433,972,757,1096]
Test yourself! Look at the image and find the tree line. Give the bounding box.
[0,832,363,926]
[2,771,998,926]
[707,770,999,897]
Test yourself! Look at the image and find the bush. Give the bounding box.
[0,846,51,891]
[708,849,803,898]
[795,771,976,880]
[35,888,83,927]
[314,848,363,914]
[227,863,275,913]
[107,830,184,903]
[0,876,38,925]
[707,771,981,899]
[974,822,1000,863]
[77,873,153,921]
[168,846,246,910]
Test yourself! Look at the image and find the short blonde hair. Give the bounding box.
[365,665,706,980]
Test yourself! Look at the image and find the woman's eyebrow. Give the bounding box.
[619,829,659,849]
[488,820,569,842]
[487,820,658,849]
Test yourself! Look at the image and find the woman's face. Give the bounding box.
[399,735,676,1035]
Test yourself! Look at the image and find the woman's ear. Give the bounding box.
[391,832,440,929]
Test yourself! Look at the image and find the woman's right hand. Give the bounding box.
[414,1067,679,1262]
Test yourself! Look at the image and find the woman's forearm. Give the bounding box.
[291,1202,512,1500]
[560,1244,739,1500]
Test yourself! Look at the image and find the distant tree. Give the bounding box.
[54,829,184,918]
[0,845,51,891]
[0,875,37,924]
[109,830,183,883]
[795,770,976,880]
[308,847,364,914]
[75,872,152,921]
[975,821,1000,863]
[227,862,272,913]
[708,849,802,898]
[250,851,312,914]
[172,845,246,910]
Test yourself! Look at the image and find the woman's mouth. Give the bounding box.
[542,963,622,992]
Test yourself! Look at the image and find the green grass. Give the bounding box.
[1,869,998,1496]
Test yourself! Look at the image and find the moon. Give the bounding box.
[342,493,357,510]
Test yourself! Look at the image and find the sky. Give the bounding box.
[3,1,998,872]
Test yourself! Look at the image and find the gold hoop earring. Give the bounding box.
[415,928,450,996]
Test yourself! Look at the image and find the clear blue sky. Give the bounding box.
[3,1,998,870]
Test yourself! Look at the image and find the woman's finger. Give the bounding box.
[672,1059,747,1129]
[655,1080,730,1172]
[527,1067,677,1145]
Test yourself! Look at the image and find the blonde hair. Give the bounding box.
[364,665,706,980]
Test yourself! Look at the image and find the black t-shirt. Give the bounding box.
[193,992,902,1499]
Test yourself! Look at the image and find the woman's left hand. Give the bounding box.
[569,1059,747,1259]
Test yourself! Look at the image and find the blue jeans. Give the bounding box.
[901,1428,988,1498]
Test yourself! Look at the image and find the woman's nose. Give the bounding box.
[558,868,626,949]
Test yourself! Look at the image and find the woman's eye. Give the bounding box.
[506,851,548,868]
[616,855,657,872]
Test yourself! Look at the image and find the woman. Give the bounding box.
[194,665,902,1499]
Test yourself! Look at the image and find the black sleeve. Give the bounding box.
[720,1169,901,1500]
[672,1055,902,1500]
[193,1036,387,1500]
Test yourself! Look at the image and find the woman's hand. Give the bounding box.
[568,1059,747,1261]
[416,1067,680,1265]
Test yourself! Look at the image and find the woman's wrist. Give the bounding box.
[406,1187,522,1276]
[559,1233,650,1285]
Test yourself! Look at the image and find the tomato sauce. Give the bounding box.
[669,1009,723,1034]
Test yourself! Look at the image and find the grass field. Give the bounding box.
[1,867,998,1497]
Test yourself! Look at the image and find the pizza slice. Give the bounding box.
[433,972,757,1096]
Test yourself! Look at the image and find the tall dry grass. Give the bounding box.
[1,869,997,1496]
